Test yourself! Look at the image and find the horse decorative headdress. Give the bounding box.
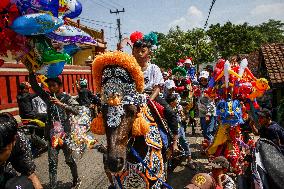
[91,51,149,135]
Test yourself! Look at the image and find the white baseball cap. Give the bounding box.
[199,71,209,80]
[165,80,176,89]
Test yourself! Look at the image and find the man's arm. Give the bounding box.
[28,173,43,189]
[150,86,160,101]
[51,96,79,115]
[29,73,49,101]
[249,120,259,136]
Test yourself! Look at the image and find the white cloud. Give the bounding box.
[168,6,204,30]
[251,3,284,17]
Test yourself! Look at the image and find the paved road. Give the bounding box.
[34,125,209,189]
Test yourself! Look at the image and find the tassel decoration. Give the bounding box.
[132,112,150,136]
[90,113,105,135]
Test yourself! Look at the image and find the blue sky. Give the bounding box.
[79,0,284,50]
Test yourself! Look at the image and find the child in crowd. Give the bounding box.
[166,95,195,169]
[197,71,217,143]
[131,31,179,152]
[209,156,236,189]
[180,90,196,135]
[184,156,236,189]
[29,73,81,189]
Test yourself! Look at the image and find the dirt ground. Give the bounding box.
[34,123,210,189]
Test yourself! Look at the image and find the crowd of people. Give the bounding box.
[0,30,283,189]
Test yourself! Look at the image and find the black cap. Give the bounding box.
[19,82,30,90]
[209,156,230,169]
[257,108,272,118]
[206,65,214,72]
[45,77,62,85]
[5,176,34,189]
[19,83,27,90]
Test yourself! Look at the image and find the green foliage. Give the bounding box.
[152,19,284,69]
[256,19,284,43]
[152,27,215,69]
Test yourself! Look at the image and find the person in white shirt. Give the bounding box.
[130,31,179,152]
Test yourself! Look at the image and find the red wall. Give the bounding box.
[0,63,95,115]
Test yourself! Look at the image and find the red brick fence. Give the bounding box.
[0,63,95,115]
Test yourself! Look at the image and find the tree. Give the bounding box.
[152,27,215,69]
[152,20,284,69]
[257,19,284,43]
[206,19,284,59]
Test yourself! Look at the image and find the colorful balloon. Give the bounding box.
[46,25,97,44]
[36,61,65,78]
[216,99,244,126]
[248,78,270,100]
[63,44,80,56]
[10,13,63,35]
[42,48,71,65]
[12,0,59,16]
[21,37,71,71]
[64,0,82,19]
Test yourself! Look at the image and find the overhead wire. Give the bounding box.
[90,0,109,10]
[88,0,123,49]
[79,19,114,29]
[204,0,217,29]
[78,18,114,30]
[108,0,123,8]
[98,0,116,9]
[78,17,113,25]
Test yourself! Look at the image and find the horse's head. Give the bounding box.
[92,52,145,173]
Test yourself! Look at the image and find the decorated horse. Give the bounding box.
[90,51,171,189]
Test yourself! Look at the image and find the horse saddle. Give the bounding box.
[147,100,164,118]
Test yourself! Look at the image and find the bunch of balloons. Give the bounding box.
[0,0,97,78]
[206,58,270,103]
[205,58,270,174]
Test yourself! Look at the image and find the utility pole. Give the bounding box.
[110,8,125,45]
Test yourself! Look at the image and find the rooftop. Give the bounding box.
[261,43,284,85]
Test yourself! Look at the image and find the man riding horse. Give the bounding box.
[130,31,179,152]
